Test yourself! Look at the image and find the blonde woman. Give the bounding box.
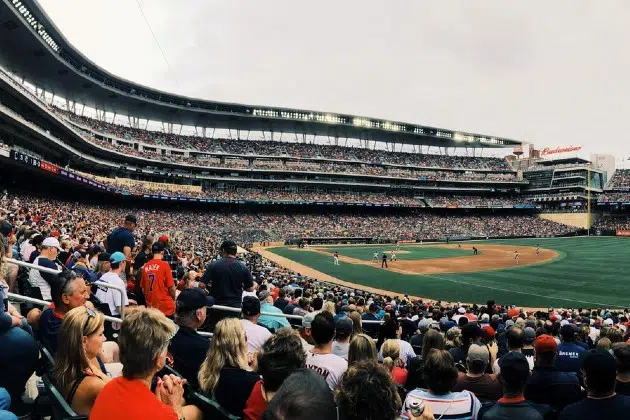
[322,301,336,315]
[381,339,408,386]
[52,306,110,416]
[198,317,260,417]
[348,333,378,365]
[348,311,363,338]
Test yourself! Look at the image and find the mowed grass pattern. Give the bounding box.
[313,244,472,261]
[268,237,630,308]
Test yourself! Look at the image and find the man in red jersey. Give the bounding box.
[140,242,176,319]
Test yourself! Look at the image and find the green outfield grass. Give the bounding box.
[268,237,630,308]
[312,244,473,261]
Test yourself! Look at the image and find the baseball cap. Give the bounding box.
[508,308,520,318]
[560,324,578,338]
[499,352,530,385]
[109,252,126,264]
[124,214,137,224]
[152,242,165,253]
[582,349,617,386]
[242,296,261,317]
[302,311,317,328]
[534,334,558,354]
[98,252,111,262]
[524,327,536,344]
[258,290,271,301]
[176,288,214,312]
[74,249,87,259]
[335,317,353,338]
[458,307,466,314]
[42,237,62,250]
[467,344,490,363]
[418,318,432,333]
[0,220,13,236]
[158,235,169,243]
[480,313,490,323]
[505,320,515,329]
[482,325,496,339]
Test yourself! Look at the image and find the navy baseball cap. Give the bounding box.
[152,242,165,253]
[176,288,215,312]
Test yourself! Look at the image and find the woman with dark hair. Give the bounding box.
[402,350,480,420]
[405,329,444,391]
[244,329,306,420]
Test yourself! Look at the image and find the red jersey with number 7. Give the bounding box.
[140,258,175,316]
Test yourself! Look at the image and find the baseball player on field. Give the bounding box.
[372,251,379,262]
[333,251,340,266]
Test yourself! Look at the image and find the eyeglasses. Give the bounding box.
[83,306,96,335]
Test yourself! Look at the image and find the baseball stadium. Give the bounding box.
[1,1,630,419]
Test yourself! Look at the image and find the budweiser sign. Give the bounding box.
[540,146,582,156]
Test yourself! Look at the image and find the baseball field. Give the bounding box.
[260,237,630,309]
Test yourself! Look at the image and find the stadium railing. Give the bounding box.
[5,257,383,337]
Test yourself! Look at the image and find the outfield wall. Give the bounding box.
[538,212,601,229]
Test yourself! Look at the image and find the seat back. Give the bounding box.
[188,391,240,420]
[37,341,56,375]
[41,375,88,420]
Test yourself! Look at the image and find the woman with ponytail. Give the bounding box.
[381,339,408,386]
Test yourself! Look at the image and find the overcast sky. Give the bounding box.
[37,0,630,159]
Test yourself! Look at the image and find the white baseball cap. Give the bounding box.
[42,237,62,250]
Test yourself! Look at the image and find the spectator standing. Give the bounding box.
[201,240,254,329]
[90,308,199,420]
[305,312,348,390]
[525,334,583,412]
[243,329,306,420]
[560,350,630,420]
[402,349,480,420]
[168,288,214,387]
[241,296,272,354]
[95,252,130,317]
[453,344,502,401]
[257,290,290,332]
[332,317,353,360]
[556,324,586,375]
[479,352,551,420]
[28,236,61,300]
[157,235,178,281]
[133,236,153,275]
[198,318,259,417]
[139,242,176,318]
[449,323,483,366]
[104,214,136,259]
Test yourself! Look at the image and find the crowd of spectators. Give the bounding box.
[429,196,530,207]
[606,169,630,190]
[50,106,516,175]
[594,215,630,231]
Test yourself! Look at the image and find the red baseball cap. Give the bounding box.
[508,308,520,318]
[482,325,496,339]
[534,334,558,354]
[158,235,169,243]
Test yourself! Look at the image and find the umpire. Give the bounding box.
[381,252,388,268]
[201,240,255,330]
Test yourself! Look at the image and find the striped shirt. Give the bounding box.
[402,389,480,420]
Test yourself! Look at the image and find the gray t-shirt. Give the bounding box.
[332,341,350,361]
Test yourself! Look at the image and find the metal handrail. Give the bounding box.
[6,258,382,325]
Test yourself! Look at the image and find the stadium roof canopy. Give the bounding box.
[0,0,523,149]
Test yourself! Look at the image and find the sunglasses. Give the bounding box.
[83,306,97,335]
